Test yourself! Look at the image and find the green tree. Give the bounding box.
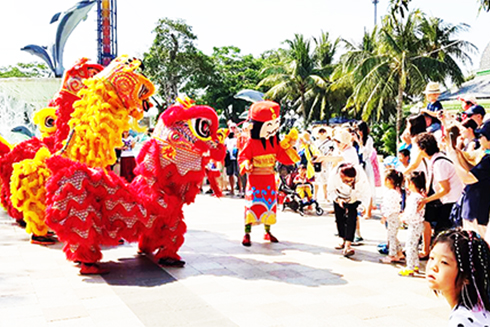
[338,9,473,142]
[419,16,476,82]
[389,0,411,17]
[260,34,329,126]
[0,63,51,78]
[195,46,265,122]
[332,28,379,120]
[480,0,490,11]
[393,0,490,13]
[304,32,342,123]
[143,18,213,110]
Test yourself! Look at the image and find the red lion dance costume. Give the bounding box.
[45,95,225,274]
[0,58,102,232]
[238,101,299,246]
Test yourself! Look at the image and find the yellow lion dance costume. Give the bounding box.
[10,55,154,243]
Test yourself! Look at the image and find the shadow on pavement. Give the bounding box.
[97,255,177,287]
[79,229,348,288]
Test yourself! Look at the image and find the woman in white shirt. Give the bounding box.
[327,163,371,257]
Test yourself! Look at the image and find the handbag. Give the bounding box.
[449,194,464,228]
[313,162,322,173]
[426,156,453,210]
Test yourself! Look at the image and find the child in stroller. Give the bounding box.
[278,165,324,216]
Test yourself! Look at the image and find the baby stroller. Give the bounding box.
[278,172,324,216]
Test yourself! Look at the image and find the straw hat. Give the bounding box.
[333,128,352,145]
[423,82,441,94]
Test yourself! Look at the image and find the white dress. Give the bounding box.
[449,305,490,326]
[360,136,376,200]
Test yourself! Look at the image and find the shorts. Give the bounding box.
[226,159,239,176]
[424,202,455,233]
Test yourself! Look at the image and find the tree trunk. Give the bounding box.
[300,88,307,127]
[396,83,404,150]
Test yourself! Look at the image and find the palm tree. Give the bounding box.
[419,16,476,83]
[259,34,317,125]
[481,0,490,11]
[259,33,342,125]
[304,32,340,123]
[332,28,379,119]
[336,9,473,142]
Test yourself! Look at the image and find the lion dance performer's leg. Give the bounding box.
[10,148,57,245]
[45,156,108,274]
[137,208,187,267]
[153,209,187,267]
[131,174,187,267]
[45,155,153,275]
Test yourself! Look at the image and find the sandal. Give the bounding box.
[398,266,419,277]
[398,268,415,277]
[343,248,355,257]
[335,243,345,250]
[394,256,406,263]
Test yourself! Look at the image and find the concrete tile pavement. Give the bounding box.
[0,194,449,326]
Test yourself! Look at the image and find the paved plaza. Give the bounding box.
[0,193,449,327]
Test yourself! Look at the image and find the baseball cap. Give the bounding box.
[457,94,477,105]
[463,104,486,117]
[475,120,490,139]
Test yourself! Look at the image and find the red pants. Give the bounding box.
[120,156,136,183]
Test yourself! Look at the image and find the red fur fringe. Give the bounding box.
[45,136,219,264]
[206,169,223,198]
[51,91,80,151]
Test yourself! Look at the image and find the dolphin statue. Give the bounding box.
[20,45,56,73]
[11,126,35,138]
[21,0,96,77]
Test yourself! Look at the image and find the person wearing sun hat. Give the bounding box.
[423,81,443,113]
[419,82,444,138]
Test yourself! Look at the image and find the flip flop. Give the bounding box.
[379,257,395,264]
[393,257,406,263]
[380,256,405,264]
[335,244,345,250]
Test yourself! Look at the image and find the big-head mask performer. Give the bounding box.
[238,101,300,247]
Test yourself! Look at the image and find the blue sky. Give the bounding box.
[1,0,489,75]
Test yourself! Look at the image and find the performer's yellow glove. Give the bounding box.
[280,128,300,163]
[280,128,299,149]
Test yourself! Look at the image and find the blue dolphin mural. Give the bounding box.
[21,0,96,77]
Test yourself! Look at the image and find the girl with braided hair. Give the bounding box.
[380,169,404,264]
[399,171,426,277]
[427,229,490,326]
